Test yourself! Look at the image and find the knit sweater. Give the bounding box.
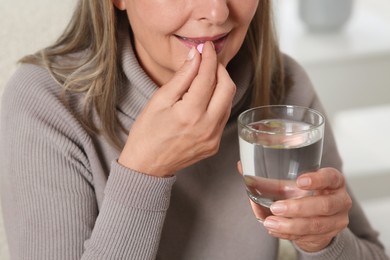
[0,26,388,260]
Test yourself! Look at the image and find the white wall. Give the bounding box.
[0,0,77,95]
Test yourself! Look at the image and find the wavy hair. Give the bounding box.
[21,0,288,149]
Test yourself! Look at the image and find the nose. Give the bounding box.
[193,0,229,25]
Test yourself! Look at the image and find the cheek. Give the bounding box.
[232,0,259,28]
[219,33,245,67]
[127,1,185,36]
[244,0,259,18]
[220,10,258,65]
[240,3,259,28]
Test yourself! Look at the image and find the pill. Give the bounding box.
[196,43,204,54]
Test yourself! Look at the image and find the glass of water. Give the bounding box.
[238,105,325,219]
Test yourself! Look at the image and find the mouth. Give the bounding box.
[175,33,229,54]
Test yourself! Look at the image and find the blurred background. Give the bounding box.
[0,0,389,259]
[275,0,390,255]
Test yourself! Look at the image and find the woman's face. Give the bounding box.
[115,0,259,85]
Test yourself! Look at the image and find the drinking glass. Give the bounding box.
[238,105,325,218]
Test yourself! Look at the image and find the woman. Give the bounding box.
[0,0,388,259]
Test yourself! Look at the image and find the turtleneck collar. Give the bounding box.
[116,24,253,121]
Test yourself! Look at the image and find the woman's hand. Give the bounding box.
[118,42,236,177]
[238,163,352,252]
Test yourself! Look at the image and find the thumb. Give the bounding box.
[157,47,201,103]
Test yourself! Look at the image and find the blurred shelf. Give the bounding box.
[334,104,390,177]
[276,0,390,66]
[275,0,390,120]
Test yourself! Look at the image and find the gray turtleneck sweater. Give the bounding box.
[0,27,388,260]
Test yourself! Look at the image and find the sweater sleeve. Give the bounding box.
[0,64,175,260]
[82,162,175,259]
[282,55,389,260]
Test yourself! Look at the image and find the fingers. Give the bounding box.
[266,168,351,218]
[157,47,201,104]
[263,208,350,252]
[263,213,348,252]
[297,168,345,191]
[254,168,352,252]
[169,41,234,134]
[159,41,233,116]
[249,199,272,222]
[264,214,348,237]
[270,190,352,218]
[185,41,219,109]
[206,63,236,120]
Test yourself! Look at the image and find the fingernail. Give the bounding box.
[196,43,204,54]
[297,177,311,188]
[264,219,280,230]
[270,202,287,214]
[187,47,196,60]
[209,41,215,50]
[256,217,264,224]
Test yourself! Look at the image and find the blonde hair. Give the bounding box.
[246,1,288,107]
[21,0,288,149]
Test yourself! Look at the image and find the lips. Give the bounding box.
[175,33,229,54]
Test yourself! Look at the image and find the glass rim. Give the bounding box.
[237,105,325,135]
